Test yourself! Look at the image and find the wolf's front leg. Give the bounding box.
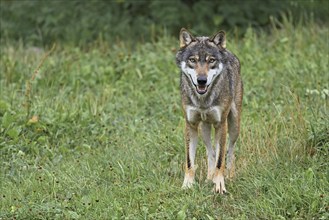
[200,122,215,181]
[182,122,198,189]
[213,121,227,194]
[226,108,240,179]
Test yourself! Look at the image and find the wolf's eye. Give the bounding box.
[209,58,216,63]
[189,58,196,63]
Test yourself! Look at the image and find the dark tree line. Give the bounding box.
[0,0,328,46]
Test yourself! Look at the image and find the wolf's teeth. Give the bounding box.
[196,85,207,94]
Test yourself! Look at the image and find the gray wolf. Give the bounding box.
[176,28,243,194]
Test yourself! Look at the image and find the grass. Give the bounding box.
[0,19,328,219]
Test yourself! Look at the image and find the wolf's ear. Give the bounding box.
[211,31,226,49]
[180,28,195,48]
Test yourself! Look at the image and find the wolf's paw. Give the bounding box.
[213,174,227,194]
[226,159,235,179]
[182,175,195,189]
[206,168,215,181]
[225,167,235,179]
[182,166,197,189]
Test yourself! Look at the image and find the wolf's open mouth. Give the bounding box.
[196,85,207,94]
[187,74,208,95]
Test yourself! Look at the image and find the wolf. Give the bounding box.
[176,28,243,194]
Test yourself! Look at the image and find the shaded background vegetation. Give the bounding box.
[1,0,328,46]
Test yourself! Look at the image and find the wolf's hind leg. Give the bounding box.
[182,123,198,189]
[200,122,215,180]
[226,106,240,179]
[213,120,227,194]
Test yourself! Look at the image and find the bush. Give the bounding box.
[0,0,328,46]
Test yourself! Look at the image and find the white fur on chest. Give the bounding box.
[186,105,222,124]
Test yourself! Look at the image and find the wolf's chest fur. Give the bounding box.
[185,105,222,126]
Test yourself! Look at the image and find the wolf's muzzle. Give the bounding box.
[196,75,208,94]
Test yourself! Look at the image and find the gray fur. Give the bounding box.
[177,28,243,194]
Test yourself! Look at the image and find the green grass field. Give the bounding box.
[1,20,328,219]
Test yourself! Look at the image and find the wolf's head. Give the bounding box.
[176,28,227,95]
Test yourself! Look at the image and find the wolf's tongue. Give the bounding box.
[197,85,207,94]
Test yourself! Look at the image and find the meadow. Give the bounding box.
[0,19,328,219]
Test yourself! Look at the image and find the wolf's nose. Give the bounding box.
[197,75,207,85]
